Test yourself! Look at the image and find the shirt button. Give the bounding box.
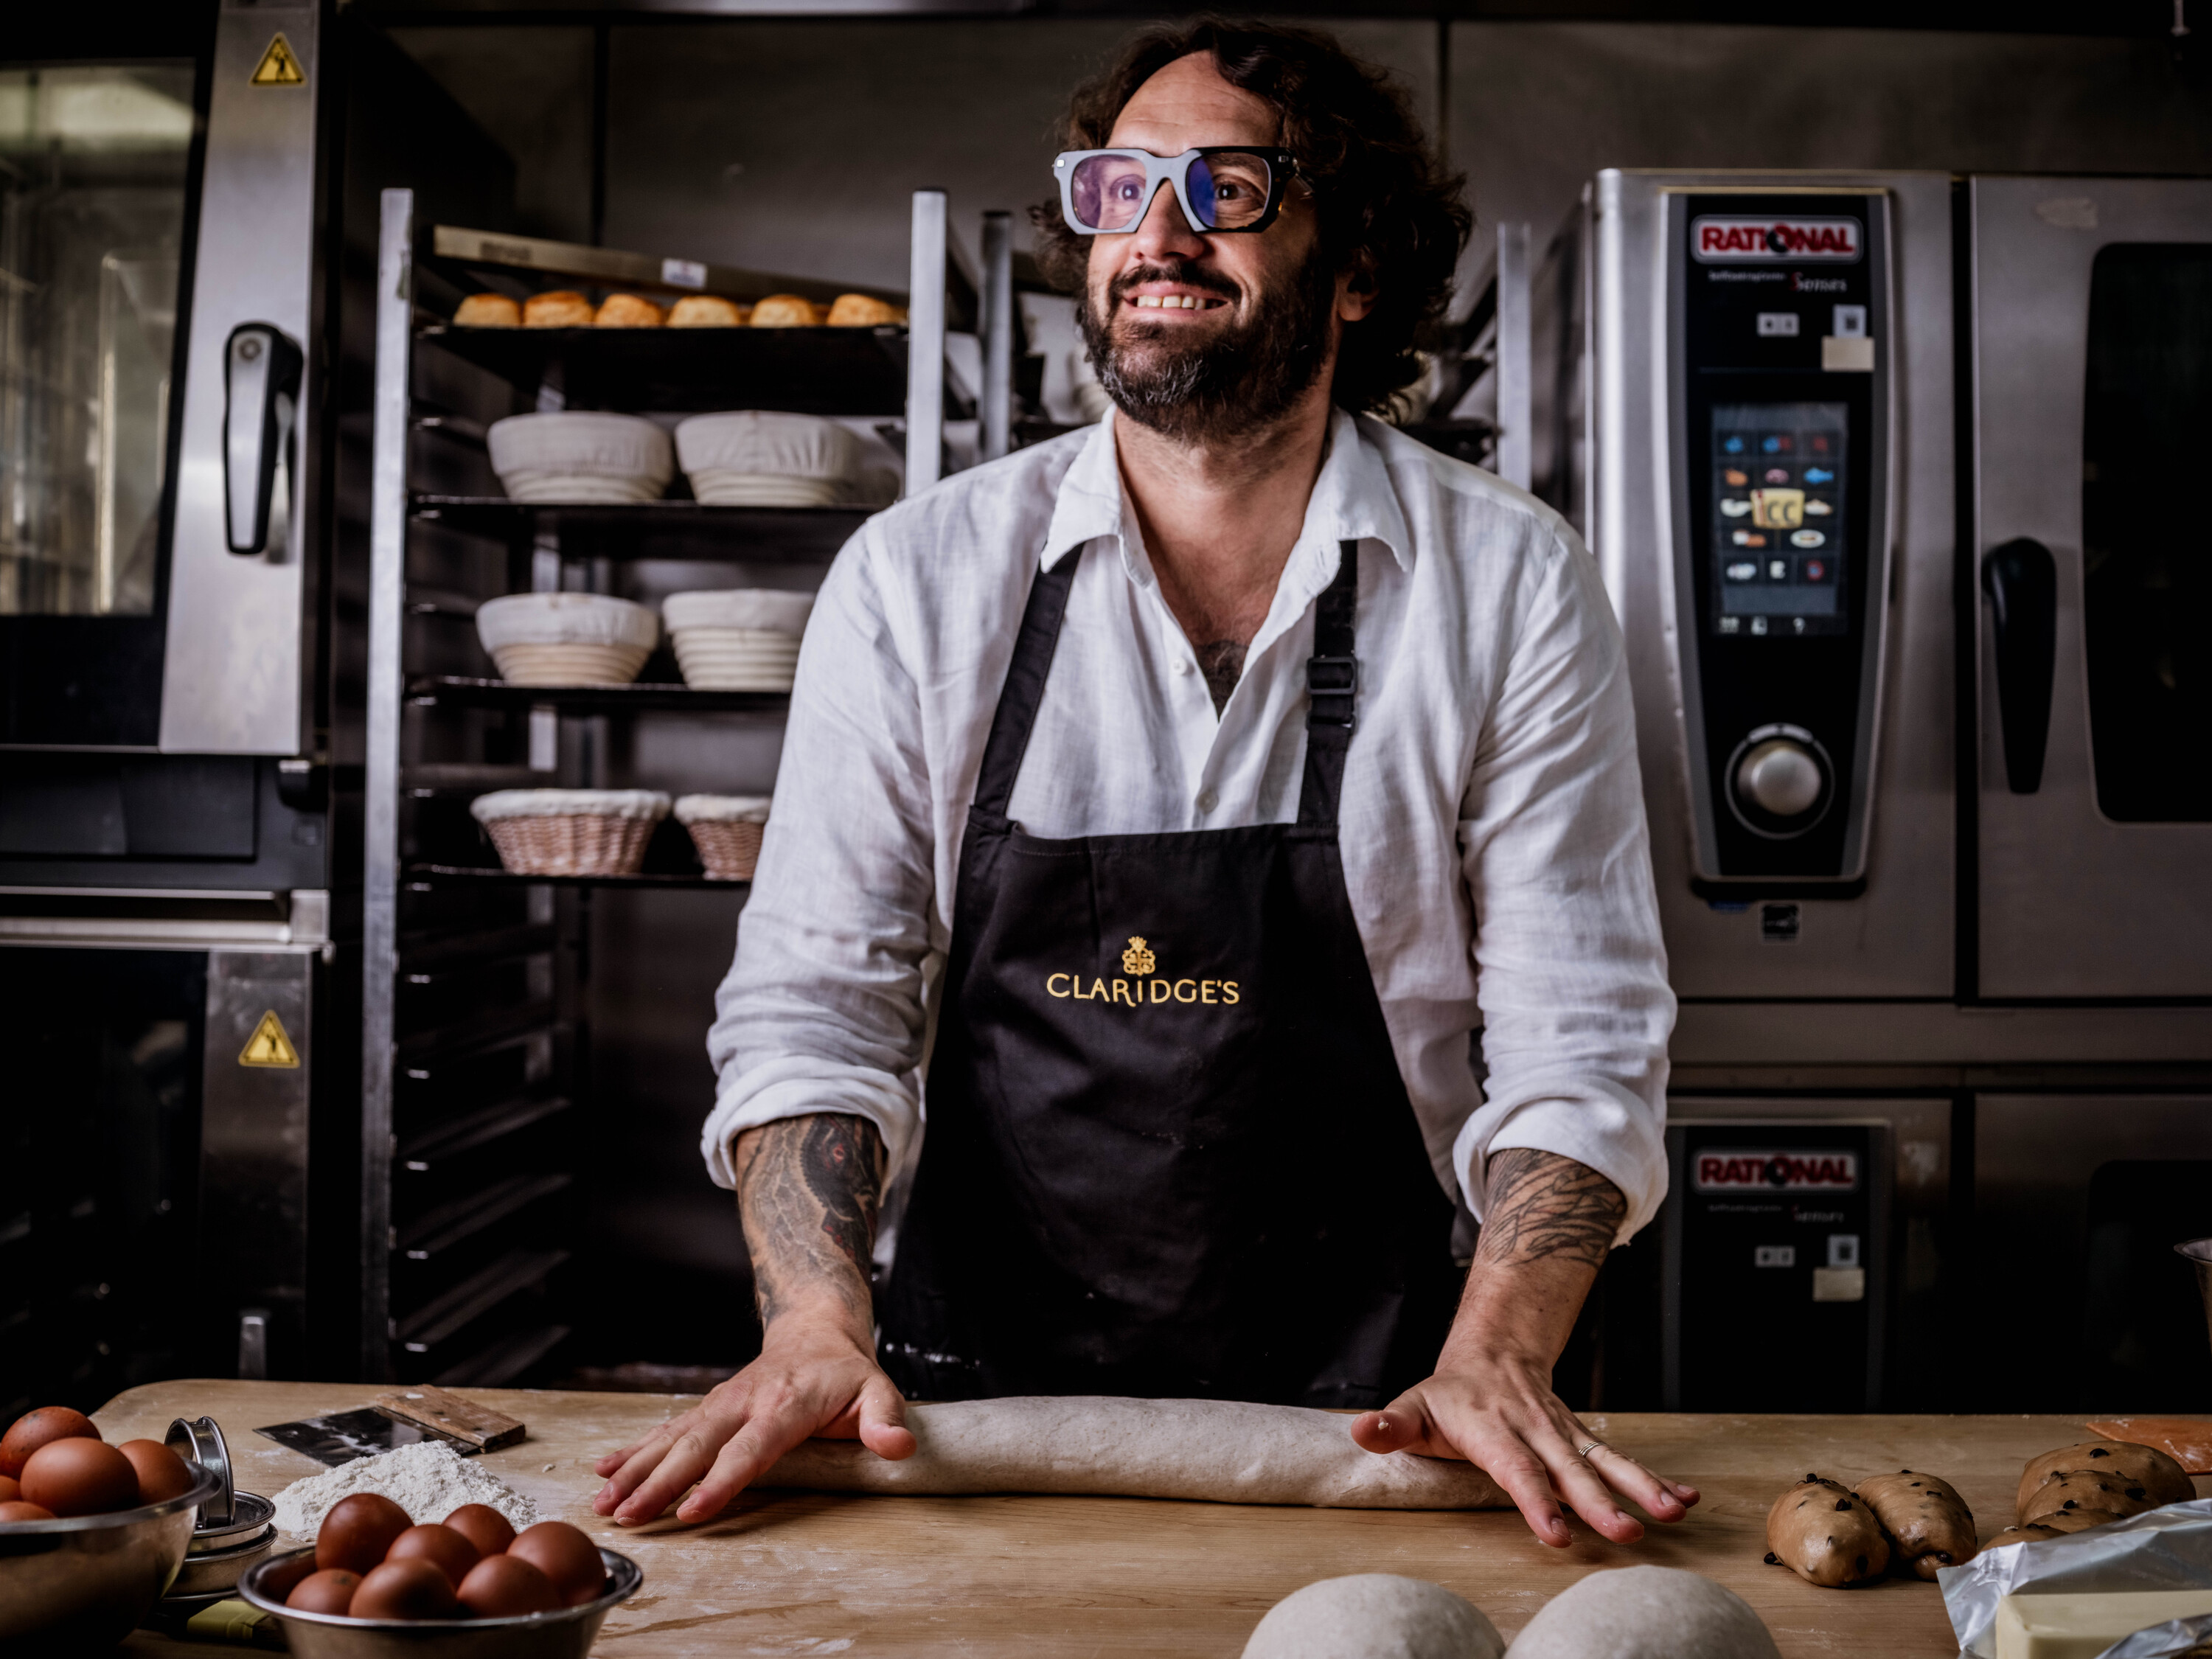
[1196,788,1218,814]
[1171,655,1192,676]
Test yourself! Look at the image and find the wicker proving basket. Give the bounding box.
[476,593,660,688]
[675,795,770,881]
[471,790,670,876]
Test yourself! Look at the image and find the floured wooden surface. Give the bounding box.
[96,1379,2187,1658]
[759,1396,1508,1509]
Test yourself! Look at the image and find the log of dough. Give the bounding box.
[1243,1575,1503,1659]
[1504,1567,1781,1659]
[757,1397,1510,1509]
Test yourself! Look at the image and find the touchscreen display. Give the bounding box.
[1710,402,1847,638]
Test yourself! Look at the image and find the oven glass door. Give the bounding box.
[0,55,202,745]
[1971,176,2212,998]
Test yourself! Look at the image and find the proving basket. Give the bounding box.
[476,592,660,686]
[487,411,674,504]
[675,795,771,880]
[664,589,813,692]
[674,411,898,507]
[470,789,671,876]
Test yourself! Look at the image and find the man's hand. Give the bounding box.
[590,1115,916,1525]
[1350,1149,1700,1547]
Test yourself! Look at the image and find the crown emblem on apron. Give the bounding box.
[1121,936,1156,975]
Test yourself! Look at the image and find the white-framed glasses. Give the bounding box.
[1051,147,1299,235]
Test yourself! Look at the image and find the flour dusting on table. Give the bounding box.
[272,1441,540,1539]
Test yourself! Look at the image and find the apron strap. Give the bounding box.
[972,546,1083,820]
[974,537,1361,829]
[1295,540,1361,830]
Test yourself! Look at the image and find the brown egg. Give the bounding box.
[21,1436,139,1516]
[456,1551,560,1618]
[507,1520,605,1607]
[0,1500,56,1523]
[385,1522,479,1586]
[315,1492,413,1574]
[0,1408,100,1480]
[348,1558,462,1621]
[0,1476,18,1502]
[116,1439,196,1505]
[442,1502,515,1558]
[285,1568,364,1615]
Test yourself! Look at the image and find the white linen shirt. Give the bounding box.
[703,406,1674,1241]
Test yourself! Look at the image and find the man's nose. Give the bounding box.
[1127,175,1208,262]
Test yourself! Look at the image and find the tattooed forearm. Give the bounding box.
[1475,1149,1626,1271]
[734,1114,886,1328]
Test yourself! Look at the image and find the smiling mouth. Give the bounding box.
[1127,293,1228,310]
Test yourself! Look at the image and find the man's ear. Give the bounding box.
[1336,247,1380,324]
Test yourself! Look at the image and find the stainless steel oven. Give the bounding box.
[1969,178,2212,1000]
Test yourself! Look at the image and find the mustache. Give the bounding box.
[1106,261,1239,307]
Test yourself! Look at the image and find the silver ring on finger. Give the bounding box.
[1574,1439,1604,1461]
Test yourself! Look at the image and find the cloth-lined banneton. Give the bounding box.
[470,789,671,877]
[675,411,897,507]
[487,411,673,504]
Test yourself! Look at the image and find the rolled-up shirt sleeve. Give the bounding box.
[700,525,936,1190]
[1448,525,1674,1242]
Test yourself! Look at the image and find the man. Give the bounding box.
[594,19,1691,1548]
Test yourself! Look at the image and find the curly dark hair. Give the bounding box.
[1032,17,1470,416]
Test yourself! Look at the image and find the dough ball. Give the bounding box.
[1243,1574,1503,1659]
[1505,1567,1781,1659]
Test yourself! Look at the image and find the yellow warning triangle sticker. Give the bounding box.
[250,34,305,87]
[239,1009,301,1068]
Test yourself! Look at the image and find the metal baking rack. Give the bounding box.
[360,187,1020,1385]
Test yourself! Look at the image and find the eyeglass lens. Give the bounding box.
[1069,151,1275,232]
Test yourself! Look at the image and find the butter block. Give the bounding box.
[1995,1590,2212,1659]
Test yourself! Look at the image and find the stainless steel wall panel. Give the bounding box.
[198,949,316,1374]
[1969,177,2212,1000]
[160,4,326,756]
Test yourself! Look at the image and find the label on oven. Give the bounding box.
[1693,1149,1860,1192]
[1692,216,1862,263]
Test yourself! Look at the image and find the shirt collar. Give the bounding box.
[1039,406,1414,578]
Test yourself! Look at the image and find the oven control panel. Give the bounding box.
[1669,192,1891,883]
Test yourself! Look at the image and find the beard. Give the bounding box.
[1078,240,1337,445]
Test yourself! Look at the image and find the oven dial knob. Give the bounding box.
[1734,738,1825,818]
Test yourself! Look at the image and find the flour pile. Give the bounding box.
[271,1441,541,1540]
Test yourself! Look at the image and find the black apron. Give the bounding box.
[877,540,1458,1408]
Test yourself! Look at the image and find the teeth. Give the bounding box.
[1133,294,1219,310]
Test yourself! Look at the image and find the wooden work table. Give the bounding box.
[95,1380,2198,1657]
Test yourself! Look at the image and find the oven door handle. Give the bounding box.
[1980,537,2058,794]
[223,322,305,555]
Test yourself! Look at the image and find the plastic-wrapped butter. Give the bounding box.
[1996,1590,2212,1659]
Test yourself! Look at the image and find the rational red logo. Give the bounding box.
[1693,1150,1860,1192]
[1692,216,1862,263]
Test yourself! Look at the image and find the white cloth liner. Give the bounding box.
[476,592,660,651]
[487,412,673,503]
[675,411,897,507]
[470,789,671,823]
[663,588,815,635]
[675,795,773,824]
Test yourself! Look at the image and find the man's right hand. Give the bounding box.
[592,1113,913,1525]
[591,1312,913,1525]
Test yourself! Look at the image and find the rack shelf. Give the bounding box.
[416,323,922,415]
[406,864,750,891]
[411,497,869,562]
[407,676,791,715]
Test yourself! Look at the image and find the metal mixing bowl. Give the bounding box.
[238,1545,642,1658]
[0,1464,223,1652]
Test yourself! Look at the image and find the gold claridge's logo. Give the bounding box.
[1048,936,1239,1008]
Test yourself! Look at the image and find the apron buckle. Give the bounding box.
[1307,654,1359,731]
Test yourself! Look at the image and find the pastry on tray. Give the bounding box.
[522,290,595,328]
[748,293,827,328]
[668,295,749,327]
[453,293,521,328]
[827,292,906,327]
[594,292,665,327]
